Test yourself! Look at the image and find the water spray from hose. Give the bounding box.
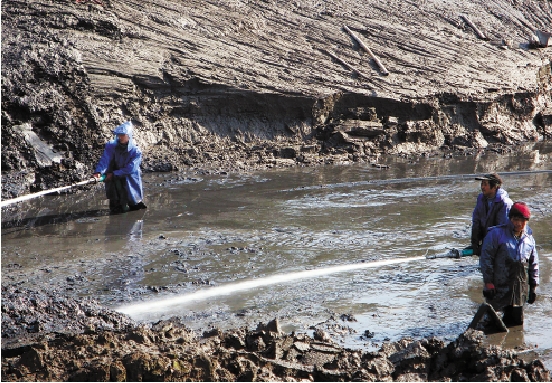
[117,255,428,316]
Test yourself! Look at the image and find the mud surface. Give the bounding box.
[2,142,552,381]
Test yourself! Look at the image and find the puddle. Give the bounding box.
[2,141,552,369]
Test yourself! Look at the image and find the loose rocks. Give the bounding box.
[2,286,550,381]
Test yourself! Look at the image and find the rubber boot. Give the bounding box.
[129,201,147,211]
[502,305,523,327]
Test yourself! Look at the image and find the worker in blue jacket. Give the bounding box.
[479,202,539,327]
[471,173,513,255]
[93,121,147,214]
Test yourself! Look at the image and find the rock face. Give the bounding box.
[1,0,552,198]
[2,287,550,382]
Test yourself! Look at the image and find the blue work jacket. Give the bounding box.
[95,122,144,204]
[471,188,513,245]
[480,221,539,308]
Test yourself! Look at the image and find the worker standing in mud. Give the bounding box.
[479,202,539,327]
[93,121,147,214]
[471,173,513,256]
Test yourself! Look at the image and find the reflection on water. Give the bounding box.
[2,141,552,368]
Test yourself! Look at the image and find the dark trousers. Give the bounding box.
[502,305,523,326]
[106,177,129,212]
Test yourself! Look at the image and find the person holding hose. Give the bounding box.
[479,202,539,327]
[471,173,513,256]
[93,121,147,214]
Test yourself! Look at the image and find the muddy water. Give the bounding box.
[2,142,552,368]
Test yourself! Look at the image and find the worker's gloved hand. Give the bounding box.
[93,172,101,179]
[528,286,537,304]
[472,243,481,256]
[483,283,496,299]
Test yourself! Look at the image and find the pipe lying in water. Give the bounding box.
[286,169,552,192]
[2,169,551,209]
[116,255,427,316]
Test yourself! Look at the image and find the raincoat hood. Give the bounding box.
[494,187,509,202]
[112,121,136,150]
[113,121,133,138]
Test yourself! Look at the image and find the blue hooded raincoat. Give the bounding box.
[94,121,144,205]
[471,187,513,251]
[480,220,539,310]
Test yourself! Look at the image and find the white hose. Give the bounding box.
[0,179,97,208]
[1,169,550,209]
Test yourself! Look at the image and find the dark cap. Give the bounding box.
[509,201,531,220]
[475,172,503,185]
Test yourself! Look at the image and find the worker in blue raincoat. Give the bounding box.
[479,202,539,327]
[471,173,513,256]
[93,121,147,214]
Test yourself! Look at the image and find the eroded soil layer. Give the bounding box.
[2,0,552,199]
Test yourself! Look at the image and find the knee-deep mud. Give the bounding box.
[2,142,552,381]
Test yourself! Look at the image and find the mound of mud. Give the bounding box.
[2,286,550,382]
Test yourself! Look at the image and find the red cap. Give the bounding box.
[509,202,531,220]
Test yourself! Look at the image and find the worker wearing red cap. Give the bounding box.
[479,202,539,327]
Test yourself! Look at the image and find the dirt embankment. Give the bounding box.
[1,0,552,199]
[2,2,552,380]
[2,286,550,382]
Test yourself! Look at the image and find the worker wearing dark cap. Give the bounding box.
[471,173,513,256]
[479,202,539,327]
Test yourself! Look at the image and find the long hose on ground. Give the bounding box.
[0,175,105,208]
[1,169,551,208]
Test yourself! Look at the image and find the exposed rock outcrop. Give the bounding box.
[1,0,552,199]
